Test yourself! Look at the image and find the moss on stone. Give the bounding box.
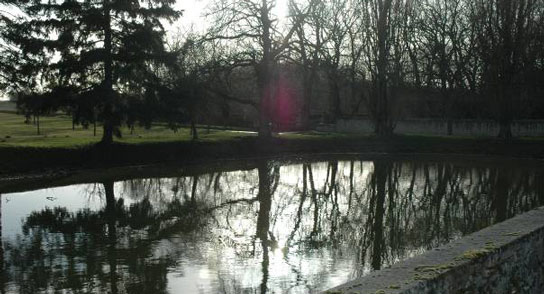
[456,249,490,260]
[413,271,438,280]
[388,284,401,289]
[503,231,522,237]
[484,242,497,250]
[414,262,456,273]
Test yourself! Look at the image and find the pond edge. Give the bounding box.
[324,206,544,294]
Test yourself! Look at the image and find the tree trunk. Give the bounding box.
[371,160,388,270]
[102,121,114,144]
[285,165,308,247]
[497,87,513,140]
[329,77,341,123]
[36,115,40,135]
[374,0,393,136]
[256,161,272,241]
[300,74,314,129]
[296,21,319,130]
[103,181,118,294]
[407,45,421,88]
[498,120,512,140]
[445,88,453,136]
[257,1,273,139]
[256,160,273,294]
[257,69,273,139]
[191,176,198,206]
[447,119,453,136]
[101,0,114,145]
[190,121,198,141]
[493,169,509,222]
[104,181,116,234]
[495,0,518,140]
[307,165,319,238]
[259,237,270,294]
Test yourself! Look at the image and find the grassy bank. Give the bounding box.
[1,111,544,176]
[0,111,258,148]
[1,132,544,176]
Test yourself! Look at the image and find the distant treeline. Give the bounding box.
[0,0,543,141]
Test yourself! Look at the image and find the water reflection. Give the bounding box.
[0,159,542,293]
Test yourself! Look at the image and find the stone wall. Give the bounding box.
[324,207,544,294]
[0,101,16,112]
[331,119,544,136]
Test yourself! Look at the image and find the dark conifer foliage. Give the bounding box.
[0,1,23,93]
[6,0,181,143]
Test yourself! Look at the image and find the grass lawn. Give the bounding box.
[2,110,543,149]
[0,109,371,149]
[0,111,257,148]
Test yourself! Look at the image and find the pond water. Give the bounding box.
[0,156,543,294]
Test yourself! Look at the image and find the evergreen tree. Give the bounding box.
[0,1,17,93]
[7,0,181,143]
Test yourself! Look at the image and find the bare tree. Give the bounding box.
[470,0,543,139]
[419,0,471,135]
[358,0,414,136]
[319,0,351,123]
[345,5,367,116]
[288,0,324,128]
[205,0,315,138]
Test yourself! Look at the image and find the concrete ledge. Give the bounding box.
[324,207,544,294]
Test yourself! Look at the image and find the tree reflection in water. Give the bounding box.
[0,159,543,293]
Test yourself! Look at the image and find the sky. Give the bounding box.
[0,0,291,37]
[170,0,290,35]
[170,0,209,33]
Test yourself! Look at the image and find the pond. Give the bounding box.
[0,156,543,294]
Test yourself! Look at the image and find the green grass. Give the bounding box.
[0,111,370,149]
[0,112,256,148]
[2,110,543,149]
